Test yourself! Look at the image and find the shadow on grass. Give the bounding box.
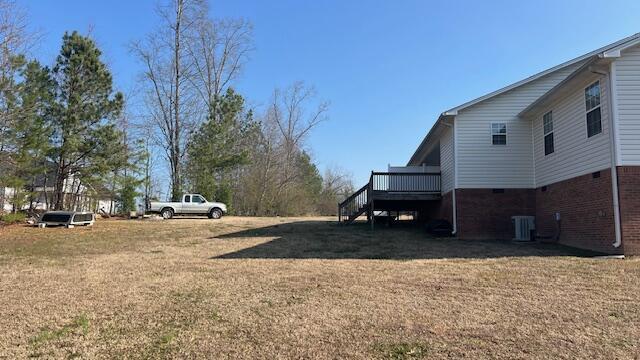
[211,220,600,260]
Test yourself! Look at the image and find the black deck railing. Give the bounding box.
[338,184,369,222]
[371,172,441,193]
[338,172,441,223]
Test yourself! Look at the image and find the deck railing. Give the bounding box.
[370,172,441,193]
[338,172,441,223]
[338,184,369,222]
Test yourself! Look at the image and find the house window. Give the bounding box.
[543,111,554,155]
[585,81,602,138]
[491,123,507,145]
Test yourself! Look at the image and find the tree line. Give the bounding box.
[0,0,353,216]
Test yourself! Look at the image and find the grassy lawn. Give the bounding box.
[0,217,639,359]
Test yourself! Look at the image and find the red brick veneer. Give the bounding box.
[423,167,637,254]
[423,190,453,224]
[455,188,535,240]
[535,169,618,254]
[618,166,640,255]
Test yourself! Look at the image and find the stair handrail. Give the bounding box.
[338,183,368,208]
[338,183,370,222]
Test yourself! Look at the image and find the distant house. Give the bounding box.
[0,158,114,214]
[340,33,640,256]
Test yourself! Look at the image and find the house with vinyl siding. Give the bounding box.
[339,33,640,255]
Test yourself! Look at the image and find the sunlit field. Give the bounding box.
[1,217,638,359]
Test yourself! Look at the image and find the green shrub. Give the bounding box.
[1,212,26,224]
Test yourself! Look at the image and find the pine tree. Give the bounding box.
[0,60,54,212]
[185,88,258,208]
[14,61,55,211]
[49,31,124,210]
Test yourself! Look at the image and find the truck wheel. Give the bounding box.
[209,208,223,219]
[161,208,174,219]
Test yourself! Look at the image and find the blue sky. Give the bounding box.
[20,0,640,186]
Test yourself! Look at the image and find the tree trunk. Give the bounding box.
[0,186,5,214]
[110,171,117,215]
[28,175,36,212]
[42,165,50,210]
[53,162,66,210]
[144,145,151,211]
[171,0,184,201]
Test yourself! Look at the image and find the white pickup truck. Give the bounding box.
[148,194,227,219]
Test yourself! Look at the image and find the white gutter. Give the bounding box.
[608,63,622,249]
[594,64,622,249]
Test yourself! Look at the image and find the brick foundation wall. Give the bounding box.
[422,190,453,224]
[455,188,535,240]
[535,169,619,254]
[423,167,637,254]
[618,166,640,255]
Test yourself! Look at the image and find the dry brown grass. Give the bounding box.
[0,216,639,359]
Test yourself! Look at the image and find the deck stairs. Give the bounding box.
[338,184,369,224]
[338,172,442,225]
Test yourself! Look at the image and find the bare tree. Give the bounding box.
[0,0,32,85]
[188,17,253,107]
[131,0,205,200]
[134,122,160,209]
[317,166,354,215]
[270,81,328,188]
[0,0,37,152]
[132,0,252,201]
[0,0,39,211]
[238,82,328,215]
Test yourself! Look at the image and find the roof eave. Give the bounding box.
[517,56,601,118]
[518,43,635,119]
[407,32,640,165]
[407,113,454,166]
[601,36,640,58]
[445,32,640,115]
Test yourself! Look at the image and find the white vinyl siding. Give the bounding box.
[613,44,640,165]
[455,62,584,188]
[439,126,454,193]
[531,73,611,187]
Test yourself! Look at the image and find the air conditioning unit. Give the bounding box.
[512,216,535,241]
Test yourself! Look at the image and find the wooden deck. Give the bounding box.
[338,172,441,225]
[371,191,441,201]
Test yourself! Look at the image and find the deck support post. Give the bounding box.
[370,199,375,230]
